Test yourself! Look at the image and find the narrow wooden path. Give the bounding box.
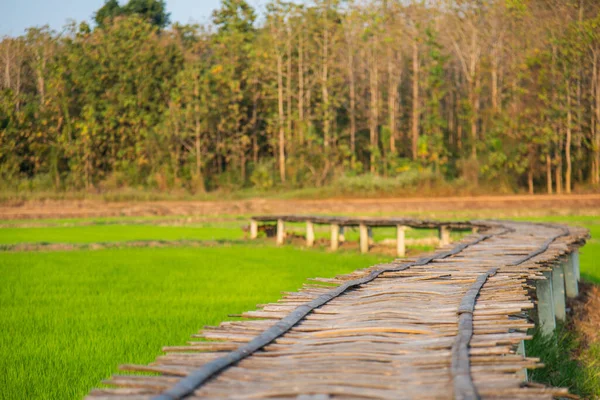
[88,219,589,400]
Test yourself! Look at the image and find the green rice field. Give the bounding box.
[0,245,387,399]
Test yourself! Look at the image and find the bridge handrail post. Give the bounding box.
[439,225,451,246]
[552,265,566,322]
[359,224,369,254]
[536,270,556,336]
[306,221,315,248]
[563,254,579,298]
[277,219,285,245]
[250,219,258,240]
[396,225,406,257]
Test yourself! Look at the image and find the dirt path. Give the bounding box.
[1,194,599,220]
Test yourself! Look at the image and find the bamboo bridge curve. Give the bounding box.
[88,217,589,400]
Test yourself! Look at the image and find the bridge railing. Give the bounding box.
[250,214,484,257]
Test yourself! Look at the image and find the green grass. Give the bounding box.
[0,224,245,244]
[527,325,600,398]
[0,246,387,400]
[0,220,465,247]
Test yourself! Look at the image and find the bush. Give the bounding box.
[250,161,275,190]
[333,169,438,194]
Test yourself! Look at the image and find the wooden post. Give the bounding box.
[331,224,340,251]
[536,270,556,336]
[306,221,315,248]
[339,226,345,243]
[563,255,579,298]
[359,224,369,254]
[396,225,406,257]
[439,226,451,246]
[250,219,258,240]
[276,219,285,245]
[516,340,528,382]
[368,227,374,245]
[572,249,580,281]
[552,265,566,322]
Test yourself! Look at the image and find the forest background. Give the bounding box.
[2,0,600,199]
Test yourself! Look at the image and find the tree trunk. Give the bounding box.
[556,133,563,194]
[286,29,293,147]
[369,40,379,173]
[546,153,553,194]
[388,52,397,155]
[4,43,10,89]
[322,4,330,149]
[194,77,205,193]
[592,51,600,185]
[349,56,356,160]
[470,75,480,160]
[411,38,419,160]
[298,33,304,143]
[566,80,572,194]
[528,146,535,195]
[491,44,498,113]
[277,53,286,183]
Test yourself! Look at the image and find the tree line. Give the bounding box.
[1,0,599,195]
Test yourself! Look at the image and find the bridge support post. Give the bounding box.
[572,249,580,281]
[396,225,406,257]
[516,340,528,382]
[339,226,345,243]
[439,226,451,246]
[359,224,369,254]
[277,219,285,245]
[306,221,315,248]
[368,227,374,245]
[552,265,566,322]
[250,219,258,240]
[563,255,579,298]
[331,224,340,251]
[536,270,556,336]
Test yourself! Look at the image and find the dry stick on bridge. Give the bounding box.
[88,218,589,400]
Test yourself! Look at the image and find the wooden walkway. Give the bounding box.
[88,218,589,400]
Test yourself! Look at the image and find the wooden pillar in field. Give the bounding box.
[359,224,369,254]
[250,219,258,240]
[306,221,315,248]
[396,225,406,257]
[572,249,581,281]
[276,219,285,245]
[536,270,556,336]
[331,224,340,251]
[339,226,345,243]
[439,226,451,246]
[563,254,579,298]
[552,265,566,322]
[368,227,374,245]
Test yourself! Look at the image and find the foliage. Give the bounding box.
[1,0,600,195]
[527,325,600,398]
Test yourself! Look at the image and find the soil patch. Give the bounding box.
[2,194,600,220]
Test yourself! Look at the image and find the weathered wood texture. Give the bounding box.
[88,219,589,400]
